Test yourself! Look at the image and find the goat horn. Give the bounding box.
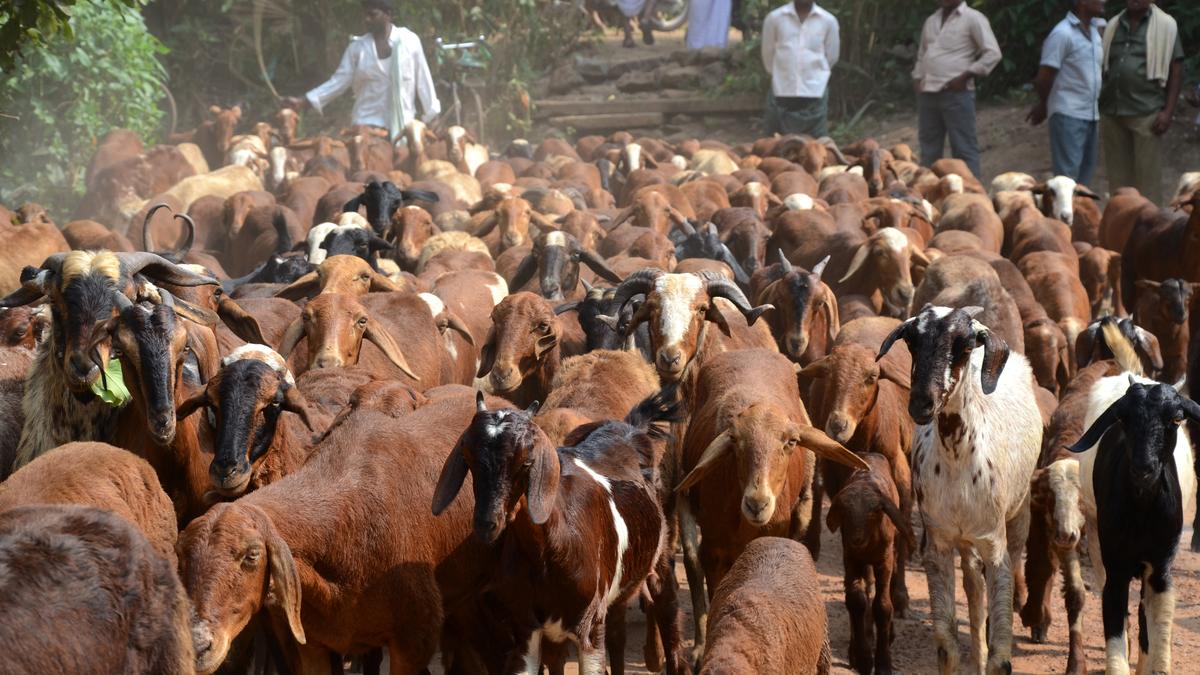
[169,213,196,261]
[811,254,831,280]
[142,203,173,253]
[701,272,771,325]
[778,249,793,273]
[119,252,218,287]
[612,268,664,314]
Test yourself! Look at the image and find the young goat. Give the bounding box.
[827,452,917,675]
[1068,377,1198,675]
[878,304,1041,675]
[432,389,683,675]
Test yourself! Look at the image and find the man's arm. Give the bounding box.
[304,42,356,115]
[412,39,442,123]
[825,15,841,69]
[1027,29,1064,125]
[912,17,930,90]
[967,14,1003,78]
[761,13,777,74]
[1153,58,1184,135]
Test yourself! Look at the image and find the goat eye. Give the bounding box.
[357,317,369,327]
[537,321,550,332]
[241,550,261,566]
[359,273,370,281]
[111,346,123,358]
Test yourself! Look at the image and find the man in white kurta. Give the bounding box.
[282,0,440,142]
[761,1,840,137]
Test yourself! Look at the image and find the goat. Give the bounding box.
[827,453,917,675]
[1068,377,1198,675]
[675,348,867,658]
[1075,316,1162,376]
[508,230,623,301]
[341,180,440,235]
[835,228,930,319]
[0,504,193,674]
[1132,279,1198,384]
[877,304,1041,674]
[180,390,502,674]
[432,389,684,675]
[699,537,831,675]
[751,253,838,364]
[275,254,406,300]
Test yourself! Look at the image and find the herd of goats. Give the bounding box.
[0,104,1198,675]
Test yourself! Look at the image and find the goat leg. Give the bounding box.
[605,604,627,675]
[678,499,708,664]
[874,551,896,675]
[1062,549,1087,675]
[1019,510,1056,643]
[803,464,824,560]
[960,547,988,674]
[924,542,959,675]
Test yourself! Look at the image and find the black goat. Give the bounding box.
[342,180,440,235]
[510,230,623,301]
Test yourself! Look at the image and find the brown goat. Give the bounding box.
[751,254,839,364]
[0,442,178,565]
[1132,279,1198,383]
[699,537,831,675]
[676,349,867,657]
[827,453,917,675]
[0,504,193,674]
[477,291,565,407]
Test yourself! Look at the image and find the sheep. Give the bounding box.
[0,442,178,565]
[675,348,868,658]
[432,389,684,675]
[699,537,831,675]
[180,390,504,674]
[827,453,917,675]
[0,504,193,674]
[1067,376,1198,675]
[877,304,1041,675]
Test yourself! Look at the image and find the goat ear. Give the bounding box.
[578,249,623,284]
[282,385,314,431]
[1181,397,1200,425]
[878,355,912,389]
[816,285,840,347]
[275,272,320,301]
[797,358,831,380]
[1068,399,1121,453]
[876,318,913,361]
[825,499,843,532]
[704,304,732,337]
[369,272,403,293]
[526,439,560,525]
[473,212,499,237]
[277,317,306,359]
[974,326,1010,395]
[839,242,869,283]
[218,298,267,345]
[508,253,538,292]
[176,389,210,420]
[443,313,476,346]
[172,297,220,328]
[432,436,470,516]
[553,301,579,315]
[676,430,733,493]
[1135,279,1161,292]
[476,326,496,378]
[1133,327,1163,372]
[1074,185,1101,200]
[255,507,305,646]
[364,317,419,380]
[876,486,917,551]
[790,424,869,471]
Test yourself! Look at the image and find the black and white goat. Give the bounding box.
[432,390,683,675]
[877,304,1041,674]
[1068,376,1198,675]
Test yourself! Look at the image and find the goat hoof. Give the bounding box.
[987,659,1012,675]
[1030,626,1048,643]
[1190,531,1200,552]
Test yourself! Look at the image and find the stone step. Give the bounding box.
[545,112,667,133]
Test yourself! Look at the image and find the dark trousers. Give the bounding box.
[918,90,982,179]
[764,89,829,138]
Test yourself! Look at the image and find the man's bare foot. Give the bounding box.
[623,33,636,48]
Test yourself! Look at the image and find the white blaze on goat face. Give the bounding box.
[337,211,369,229]
[655,274,704,348]
[670,155,687,171]
[784,193,815,211]
[877,227,908,253]
[223,344,295,386]
[1045,175,1078,225]
[945,174,964,194]
[544,231,567,248]
[269,147,288,187]
[418,293,445,319]
[624,143,643,173]
[573,458,629,608]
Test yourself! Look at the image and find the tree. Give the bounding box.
[0,0,143,71]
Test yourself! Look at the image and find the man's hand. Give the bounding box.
[1151,109,1173,135]
[1026,101,1048,126]
[942,74,972,92]
[280,96,309,111]
[913,78,924,94]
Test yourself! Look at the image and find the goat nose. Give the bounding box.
[657,351,682,369]
[69,355,98,382]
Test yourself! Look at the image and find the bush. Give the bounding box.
[0,0,165,219]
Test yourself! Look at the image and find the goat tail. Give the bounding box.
[625,383,685,441]
[1100,318,1141,375]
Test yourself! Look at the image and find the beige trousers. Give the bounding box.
[1101,113,1163,205]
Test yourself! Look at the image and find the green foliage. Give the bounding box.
[0,1,165,217]
[151,0,588,139]
[0,0,142,71]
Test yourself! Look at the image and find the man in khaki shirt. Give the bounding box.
[912,0,1002,179]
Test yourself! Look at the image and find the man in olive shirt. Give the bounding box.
[1100,0,1184,204]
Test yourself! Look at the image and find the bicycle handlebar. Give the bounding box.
[435,36,487,51]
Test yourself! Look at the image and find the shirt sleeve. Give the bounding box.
[1040,27,1066,70]
[761,14,777,74]
[967,13,1003,77]
[912,17,930,81]
[825,16,841,68]
[306,40,356,115]
[411,37,441,122]
[1172,33,1184,61]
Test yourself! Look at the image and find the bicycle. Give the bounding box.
[432,35,489,144]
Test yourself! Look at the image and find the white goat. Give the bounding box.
[878,305,1041,675]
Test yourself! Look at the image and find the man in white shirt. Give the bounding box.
[761,1,840,137]
[912,0,1001,179]
[282,0,440,143]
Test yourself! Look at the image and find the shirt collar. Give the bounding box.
[784,3,824,21]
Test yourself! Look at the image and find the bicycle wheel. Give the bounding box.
[654,0,688,32]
